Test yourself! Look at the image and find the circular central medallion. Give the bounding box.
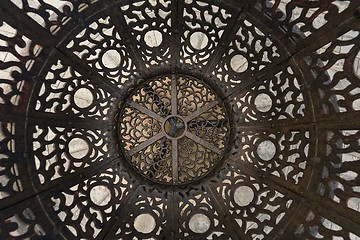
[118,74,230,185]
[163,116,186,139]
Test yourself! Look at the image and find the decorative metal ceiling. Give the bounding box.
[0,0,359,239]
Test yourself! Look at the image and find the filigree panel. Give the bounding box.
[130,137,173,184]
[114,185,169,239]
[0,20,41,107]
[320,129,360,214]
[304,27,360,118]
[294,209,360,239]
[129,75,172,117]
[231,66,308,123]
[255,0,353,41]
[177,75,217,116]
[0,203,47,239]
[32,125,112,185]
[180,0,233,68]
[119,107,162,150]
[213,17,282,91]
[64,15,138,90]
[188,105,229,151]
[233,129,310,185]
[10,0,102,34]
[50,166,132,239]
[215,166,295,239]
[120,0,172,68]
[34,58,115,120]
[176,187,232,239]
[0,121,23,200]
[177,137,221,184]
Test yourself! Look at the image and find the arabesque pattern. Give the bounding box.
[0,0,360,239]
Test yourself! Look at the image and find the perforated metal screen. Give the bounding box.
[0,0,360,239]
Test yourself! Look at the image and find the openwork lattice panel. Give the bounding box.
[50,165,134,239]
[304,26,360,119]
[63,15,139,91]
[175,187,234,239]
[31,125,114,185]
[0,0,359,239]
[119,74,230,185]
[0,121,23,201]
[0,19,41,108]
[33,58,116,120]
[10,0,104,34]
[254,0,354,43]
[112,185,170,239]
[0,201,48,238]
[212,17,283,92]
[320,129,360,215]
[232,128,311,185]
[120,0,173,69]
[294,208,360,239]
[179,0,234,69]
[215,165,297,239]
[230,65,309,123]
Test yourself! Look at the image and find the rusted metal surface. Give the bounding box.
[0,0,359,239]
[119,74,230,185]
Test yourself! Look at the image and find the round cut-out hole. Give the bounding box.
[144,30,163,47]
[190,32,209,50]
[134,214,156,234]
[234,186,254,207]
[352,98,360,111]
[102,49,121,69]
[230,54,249,73]
[189,214,211,234]
[257,140,276,161]
[254,93,272,112]
[68,138,89,159]
[74,88,94,108]
[90,185,111,206]
[354,50,360,79]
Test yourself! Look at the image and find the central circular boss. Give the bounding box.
[118,74,230,185]
[163,115,187,139]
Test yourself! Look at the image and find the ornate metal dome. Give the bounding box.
[0,0,360,239]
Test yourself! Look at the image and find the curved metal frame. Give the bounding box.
[118,74,230,185]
